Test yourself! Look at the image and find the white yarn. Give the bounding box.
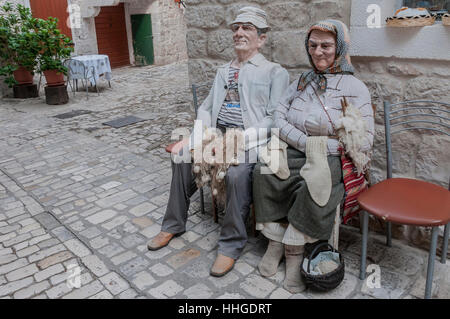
[192,129,245,207]
[335,104,371,175]
[217,171,226,180]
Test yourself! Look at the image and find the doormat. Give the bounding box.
[102,116,146,128]
[53,109,92,119]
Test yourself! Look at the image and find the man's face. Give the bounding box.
[231,23,266,56]
[308,30,337,72]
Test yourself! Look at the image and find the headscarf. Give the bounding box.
[297,20,354,93]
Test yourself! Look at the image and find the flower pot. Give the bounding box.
[43,70,65,87]
[13,66,34,85]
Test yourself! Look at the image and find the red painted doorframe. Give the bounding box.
[29,0,72,39]
[95,4,130,68]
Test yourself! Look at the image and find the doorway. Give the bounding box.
[95,3,130,68]
[131,14,155,66]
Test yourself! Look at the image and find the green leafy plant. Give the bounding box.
[0,2,74,88]
[0,3,41,87]
[36,17,74,74]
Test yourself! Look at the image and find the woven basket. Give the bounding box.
[386,15,435,27]
[300,241,345,292]
[443,14,450,26]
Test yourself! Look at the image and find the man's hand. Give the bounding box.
[170,138,190,155]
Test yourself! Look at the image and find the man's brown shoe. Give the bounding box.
[210,254,235,277]
[147,231,176,251]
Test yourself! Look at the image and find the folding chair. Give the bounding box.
[63,59,99,100]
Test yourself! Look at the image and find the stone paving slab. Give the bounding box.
[0,62,449,299]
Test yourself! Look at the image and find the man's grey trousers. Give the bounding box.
[161,160,255,260]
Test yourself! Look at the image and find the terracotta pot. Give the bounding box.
[13,66,34,85]
[43,70,65,87]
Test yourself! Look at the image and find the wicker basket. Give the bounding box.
[300,241,345,292]
[443,14,450,26]
[386,15,435,27]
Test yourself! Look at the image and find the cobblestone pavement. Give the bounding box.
[1,62,449,299]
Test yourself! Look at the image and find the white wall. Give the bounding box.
[69,0,99,56]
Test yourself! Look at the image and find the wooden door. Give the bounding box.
[95,3,130,68]
[131,14,155,66]
[29,0,72,39]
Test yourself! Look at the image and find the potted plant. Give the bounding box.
[36,17,74,87]
[0,3,40,87]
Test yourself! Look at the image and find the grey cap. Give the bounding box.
[230,6,270,30]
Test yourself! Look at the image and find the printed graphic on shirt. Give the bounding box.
[217,67,244,128]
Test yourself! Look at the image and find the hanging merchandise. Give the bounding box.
[386,7,436,27]
[174,0,186,8]
[443,13,450,25]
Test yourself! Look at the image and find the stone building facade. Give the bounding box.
[69,0,187,66]
[184,0,450,251]
[1,0,188,95]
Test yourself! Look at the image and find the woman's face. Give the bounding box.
[308,30,337,72]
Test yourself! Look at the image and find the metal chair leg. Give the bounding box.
[442,223,449,264]
[386,221,392,247]
[66,78,74,96]
[359,213,364,234]
[211,191,218,224]
[425,227,439,299]
[199,187,205,215]
[95,79,99,96]
[360,210,369,280]
[251,204,256,237]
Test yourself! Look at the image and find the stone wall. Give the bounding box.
[124,0,188,66]
[353,58,450,187]
[155,0,188,65]
[1,0,188,96]
[71,0,188,66]
[70,0,99,56]
[184,0,351,85]
[184,0,450,253]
